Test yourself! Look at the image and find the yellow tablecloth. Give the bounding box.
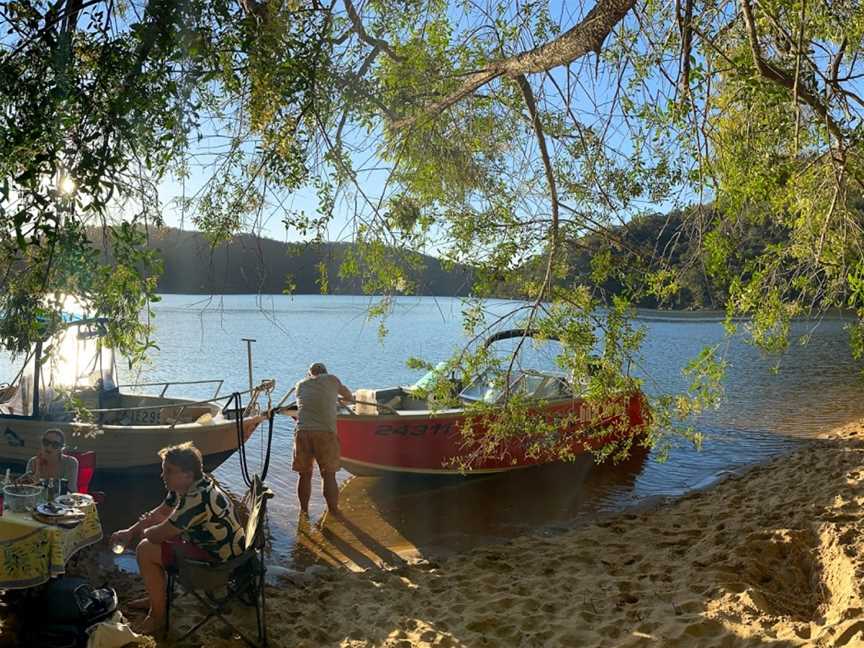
[0,504,102,589]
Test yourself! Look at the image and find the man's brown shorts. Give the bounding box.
[292,428,341,473]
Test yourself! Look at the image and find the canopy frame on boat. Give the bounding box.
[0,318,117,419]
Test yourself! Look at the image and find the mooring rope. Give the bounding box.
[233,390,276,486]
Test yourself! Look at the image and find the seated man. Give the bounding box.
[110,442,245,635]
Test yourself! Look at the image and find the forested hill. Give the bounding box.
[124,228,474,296]
[93,214,765,305]
[507,209,778,310]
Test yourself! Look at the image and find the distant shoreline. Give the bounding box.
[151,293,858,321]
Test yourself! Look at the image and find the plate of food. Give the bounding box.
[33,502,86,527]
[35,502,79,517]
[55,493,94,508]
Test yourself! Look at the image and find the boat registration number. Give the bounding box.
[131,410,161,425]
[375,422,453,437]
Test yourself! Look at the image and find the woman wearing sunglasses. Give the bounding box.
[20,428,79,491]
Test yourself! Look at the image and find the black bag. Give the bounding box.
[24,576,118,647]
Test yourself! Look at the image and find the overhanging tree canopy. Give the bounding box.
[1,0,862,458]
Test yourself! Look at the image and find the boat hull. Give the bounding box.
[337,393,649,476]
[0,415,266,474]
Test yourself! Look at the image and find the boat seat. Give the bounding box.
[353,389,379,415]
[402,395,429,410]
[374,387,403,403]
[353,388,404,415]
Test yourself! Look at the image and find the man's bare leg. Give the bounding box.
[298,471,312,513]
[134,539,167,634]
[322,471,340,514]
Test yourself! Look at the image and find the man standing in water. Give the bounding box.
[293,362,353,516]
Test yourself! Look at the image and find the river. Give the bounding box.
[3,294,862,567]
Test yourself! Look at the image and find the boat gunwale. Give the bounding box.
[334,391,643,422]
[79,412,267,432]
[0,411,267,432]
[336,396,577,422]
[339,456,529,475]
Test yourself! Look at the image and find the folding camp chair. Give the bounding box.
[67,450,105,503]
[165,475,273,647]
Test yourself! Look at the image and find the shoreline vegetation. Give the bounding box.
[18,418,864,647]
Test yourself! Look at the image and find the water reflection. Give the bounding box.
[292,427,807,569]
[292,451,647,568]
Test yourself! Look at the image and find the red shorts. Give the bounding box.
[160,538,213,567]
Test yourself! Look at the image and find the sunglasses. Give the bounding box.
[42,439,63,449]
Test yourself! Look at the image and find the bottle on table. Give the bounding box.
[0,468,8,515]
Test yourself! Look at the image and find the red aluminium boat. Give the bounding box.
[316,329,650,476]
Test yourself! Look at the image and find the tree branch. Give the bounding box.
[343,0,404,62]
[239,0,267,21]
[391,0,635,130]
[676,0,694,101]
[738,0,843,144]
[336,46,381,145]
[829,37,847,93]
[515,74,558,299]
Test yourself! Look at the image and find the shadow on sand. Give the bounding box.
[294,449,650,569]
[265,432,864,647]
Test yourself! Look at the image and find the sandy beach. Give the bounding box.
[8,420,864,647]
[242,420,864,647]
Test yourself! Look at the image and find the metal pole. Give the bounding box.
[242,338,256,393]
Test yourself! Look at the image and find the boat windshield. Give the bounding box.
[459,369,572,404]
[509,372,572,399]
[458,369,506,404]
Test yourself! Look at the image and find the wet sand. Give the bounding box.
[6,420,864,646]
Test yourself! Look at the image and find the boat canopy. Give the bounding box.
[1,319,116,418]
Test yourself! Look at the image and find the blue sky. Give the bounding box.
[154,0,683,248]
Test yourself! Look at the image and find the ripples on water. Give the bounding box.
[2,295,862,562]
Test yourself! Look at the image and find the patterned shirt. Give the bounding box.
[165,476,245,562]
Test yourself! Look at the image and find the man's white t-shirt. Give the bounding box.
[296,374,342,433]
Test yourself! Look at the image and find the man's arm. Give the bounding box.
[141,518,182,543]
[140,502,174,526]
[116,502,173,539]
[337,380,353,402]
